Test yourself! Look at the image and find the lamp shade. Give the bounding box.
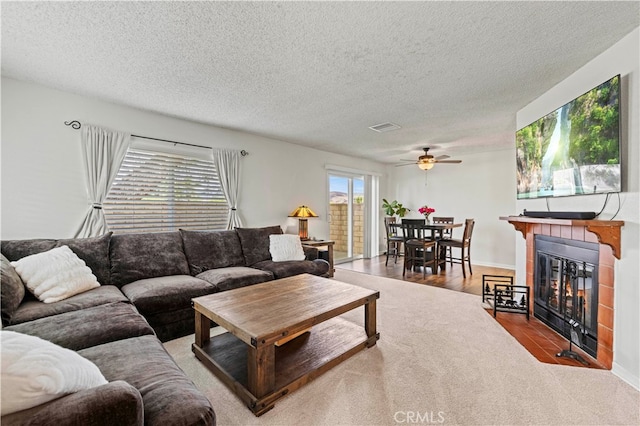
[288,205,318,218]
[289,205,317,240]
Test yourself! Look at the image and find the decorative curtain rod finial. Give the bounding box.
[64,120,82,129]
[240,150,249,156]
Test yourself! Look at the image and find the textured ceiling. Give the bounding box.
[2,2,639,163]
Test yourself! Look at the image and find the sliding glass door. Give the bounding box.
[328,173,365,263]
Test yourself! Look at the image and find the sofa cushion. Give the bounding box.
[1,254,25,325]
[252,259,330,279]
[9,285,128,326]
[1,330,108,416]
[121,275,214,316]
[0,380,143,426]
[1,233,112,286]
[302,245,319,260]
[180,229,245,274]
[11,246,100,304]
[5,302,154,351]
[236,225,283,266]
[79,335,215,426]
[110,232,190,287]
[56,233,112,286]
[196,266,274,292]
[1,239,57,262]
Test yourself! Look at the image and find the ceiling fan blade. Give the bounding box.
[435,160,462,164]
[434,155,450,160]
[395,163,418,167]
[398,159,416,162]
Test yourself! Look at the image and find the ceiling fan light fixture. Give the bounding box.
[394,147,460,169]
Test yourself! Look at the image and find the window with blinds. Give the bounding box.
[104,148,228,233]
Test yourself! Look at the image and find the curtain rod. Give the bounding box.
[64,120,248,156]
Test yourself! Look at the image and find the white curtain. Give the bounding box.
[212,148,243,229]
[74,125,131,238]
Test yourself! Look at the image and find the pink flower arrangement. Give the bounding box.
[418,205,435,219]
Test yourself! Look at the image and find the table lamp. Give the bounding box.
[288,205,318,240]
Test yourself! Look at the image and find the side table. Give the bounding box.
[302,240,335,277]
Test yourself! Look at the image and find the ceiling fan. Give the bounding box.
[396,147,462,170]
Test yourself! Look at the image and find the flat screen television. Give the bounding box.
[515,75,621,199]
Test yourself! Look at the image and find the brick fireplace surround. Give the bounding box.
[501,216,624,369]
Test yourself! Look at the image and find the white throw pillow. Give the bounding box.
[11,245,100,303]
[269,234,306,262]
[0,330,108,415]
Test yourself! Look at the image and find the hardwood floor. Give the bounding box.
[336,254,515,296]
[336,255,603,369]
[490,311,604,369]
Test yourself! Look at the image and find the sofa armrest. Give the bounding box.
[1,381,143,426]
[302,245,319,260]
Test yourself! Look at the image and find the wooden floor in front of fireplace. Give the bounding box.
[488,310,605,369]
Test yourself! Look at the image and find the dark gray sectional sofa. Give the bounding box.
[1,226,329,426]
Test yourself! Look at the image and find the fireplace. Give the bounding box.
[534,235,599,358]
[500,215,624,369]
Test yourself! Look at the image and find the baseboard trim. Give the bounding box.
[612,362,640,391]
[471,260,516,271]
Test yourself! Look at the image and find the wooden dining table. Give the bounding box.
[390,222,463,272]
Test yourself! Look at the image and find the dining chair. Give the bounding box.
[401,218,426,225]
[432,216,454,260]
[432,217,454,238]
[401,221,437,278]
[384,217,404,266]
[438,218,475,278]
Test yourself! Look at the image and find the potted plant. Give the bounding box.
[382,199,410,218]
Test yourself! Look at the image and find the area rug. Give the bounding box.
[164,270,639,425]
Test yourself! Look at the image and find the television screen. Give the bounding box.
[516,75,620,199]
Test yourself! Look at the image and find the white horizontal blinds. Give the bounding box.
[104,147,228,233]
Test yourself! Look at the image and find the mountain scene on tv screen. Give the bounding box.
[516,76,620,198]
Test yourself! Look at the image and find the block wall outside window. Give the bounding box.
[329,203,364,255]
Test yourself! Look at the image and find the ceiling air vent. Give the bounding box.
[368,122,401,133]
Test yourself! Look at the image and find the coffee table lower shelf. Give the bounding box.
[192,316,376,415]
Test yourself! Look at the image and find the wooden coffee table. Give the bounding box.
[191,273,380,416]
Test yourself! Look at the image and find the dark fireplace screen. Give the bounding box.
[534,236,599,358]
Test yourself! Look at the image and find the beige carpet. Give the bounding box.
[164,270,639,425]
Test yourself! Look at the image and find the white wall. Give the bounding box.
[516,28,639,389]
[0,77,387,241]
[387,148,517,269]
